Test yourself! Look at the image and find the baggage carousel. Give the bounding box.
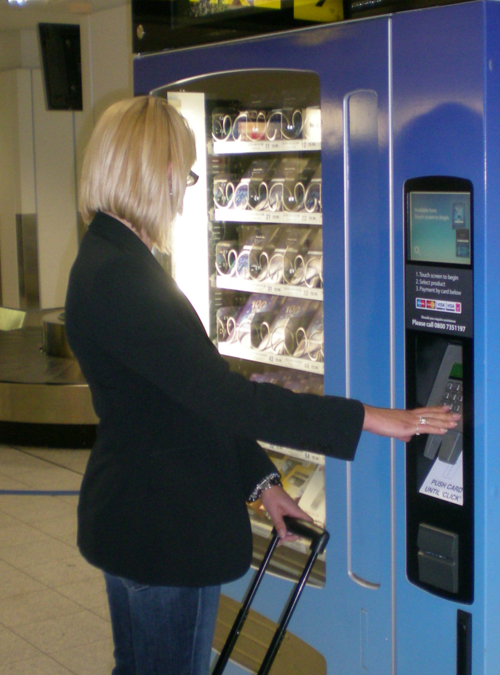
[0,309,97,447]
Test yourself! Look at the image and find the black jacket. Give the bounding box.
[65,212,365,586]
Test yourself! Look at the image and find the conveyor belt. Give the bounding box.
[0,327,85,385]
[0,326,97,446]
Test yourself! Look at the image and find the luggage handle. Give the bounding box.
[282,515,329,556]
[212,517,330,675]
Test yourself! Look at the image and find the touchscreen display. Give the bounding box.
[409,191,471,265]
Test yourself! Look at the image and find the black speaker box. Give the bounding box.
[38,23,83,111]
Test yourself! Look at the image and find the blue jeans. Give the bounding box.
[104,573,220,675]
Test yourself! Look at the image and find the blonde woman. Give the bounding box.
[65,96,459,675]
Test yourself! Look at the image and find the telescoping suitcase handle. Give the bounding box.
[212,516,330,675]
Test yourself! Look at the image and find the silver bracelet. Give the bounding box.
[247,472,282,503]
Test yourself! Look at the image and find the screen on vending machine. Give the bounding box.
[408,191,471,266]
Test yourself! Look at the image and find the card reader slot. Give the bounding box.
[417,523,459,594]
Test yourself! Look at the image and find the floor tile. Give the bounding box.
[0,588,82,629]
[23,449,90,474]
[0,625,44,667]
[12,467,83,492]
[0,495,76,525]
[0,511,18,527]
[0,475,38,490]
[52,638,115,675]
[0,448,53,476]
[29,513,78,542]
[0,654,73,675]
[22,554,102,589]
[0,561,47,600]
[54,495,80,507]
[0,537,77,572]
[57,576,108,613]
[53,533,79,548]
[0,447,116,674]
[0,521,51,548]
[88,604,111,622]
[12,609,112,655]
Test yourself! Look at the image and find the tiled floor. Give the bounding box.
[0,445,114,674]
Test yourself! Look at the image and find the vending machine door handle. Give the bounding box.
[346,462,381,590]
[343,89,381,591]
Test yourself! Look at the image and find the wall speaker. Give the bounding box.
[38,23,83,111]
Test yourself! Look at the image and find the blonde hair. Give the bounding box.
[79,96,196,252]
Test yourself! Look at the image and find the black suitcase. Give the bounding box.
[211,516,330,675]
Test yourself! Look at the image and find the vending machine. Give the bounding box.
[133,2,500,673]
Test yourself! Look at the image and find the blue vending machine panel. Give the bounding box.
[393,2,500,673]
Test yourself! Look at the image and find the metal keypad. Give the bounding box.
[442,380,463,414]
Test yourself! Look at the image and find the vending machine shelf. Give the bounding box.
[258,441,325,466]
[214,209,322,226]
[215,275,323,301]
[218,342,324,374]
[212,139,321,155]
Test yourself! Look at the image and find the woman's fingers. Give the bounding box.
[412,406,460,435]
[363,404,460,440]
[260,485,313,541]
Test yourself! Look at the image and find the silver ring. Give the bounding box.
[415,425,420,436]
[419,416,427,425]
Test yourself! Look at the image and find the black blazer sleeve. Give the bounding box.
[80,250,364,460]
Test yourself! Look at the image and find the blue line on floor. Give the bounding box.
[0,490,80,495]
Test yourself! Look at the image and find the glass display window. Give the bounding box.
[153,69,325,584]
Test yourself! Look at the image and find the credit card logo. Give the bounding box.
[416,298,462,314]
